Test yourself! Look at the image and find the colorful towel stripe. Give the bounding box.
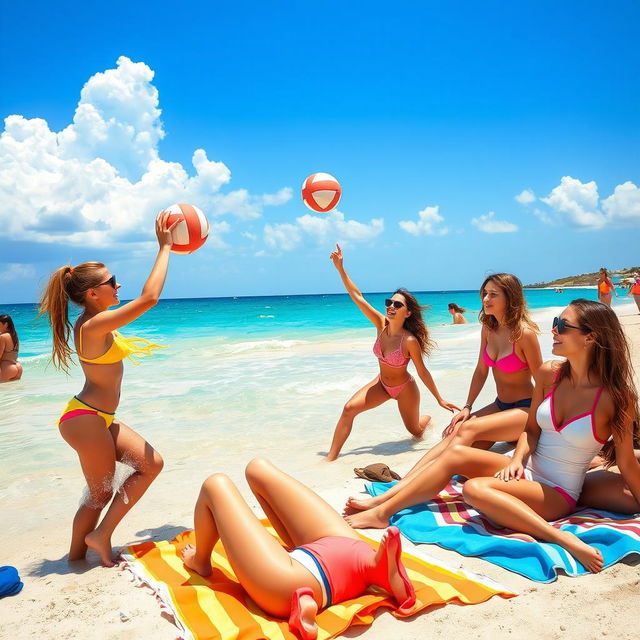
[121,520,514,640]
[367,480,640,583]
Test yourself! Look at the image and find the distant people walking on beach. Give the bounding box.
[345,273,541,510]
[447,303,467,324]
[324,244,459,461]
[345,299,640,574]
[181,458,415,639]
[597,268,617,307]
[39,212,177,566]
[625,273,640,314]
[0,314,22,382]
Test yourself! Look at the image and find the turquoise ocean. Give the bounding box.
[0,287,635,507]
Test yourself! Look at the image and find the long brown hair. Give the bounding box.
[393,288,435,356]
[448,303,466,313]
[38,262,106,372]
[479,273,538,341]
[556,299,639,467]
[0,314,19,350]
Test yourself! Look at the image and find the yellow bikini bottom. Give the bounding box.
[58,396,115,429]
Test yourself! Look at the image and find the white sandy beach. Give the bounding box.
[1,313,639,640]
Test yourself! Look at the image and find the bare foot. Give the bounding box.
[344,507,389,529]
[343,495,380,515]
[557,532,604,573]
[84,530,116,567]
[288,587,318,640]
[180,544,213,577]
[370,527,416,611]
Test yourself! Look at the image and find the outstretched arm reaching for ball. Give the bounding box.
[330,244,386,330]
[85,211,179,334]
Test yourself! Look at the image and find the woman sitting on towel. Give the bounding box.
[39,212,177,567]
[181,458,415,640]
[345,273,541,509]
[325,243,459,461]
[345,299,640,573]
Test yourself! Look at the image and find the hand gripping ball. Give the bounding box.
[164,203,209,254]
[301,173,342,213]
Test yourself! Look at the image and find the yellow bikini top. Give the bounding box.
[78,325,166,365]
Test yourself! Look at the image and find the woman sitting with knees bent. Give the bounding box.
[346,273,541,512]
[181,458,415,640]
[345,300,640,573]
[325,244,458,461]
[39,212,177,566]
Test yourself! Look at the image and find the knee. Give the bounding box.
[245,457,273,483]
[342,401,359,419]
[148,452,164,478]
[461,477,492,507]
[452,422,476,445]
[85,485,114,510]
[201,472,232,496]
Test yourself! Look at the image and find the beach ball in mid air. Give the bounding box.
[164,203,209,254]
[301,173,342,213]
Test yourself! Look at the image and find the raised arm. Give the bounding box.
[85,211,178,335]
[330,244,385,330]
[406,336,459,412]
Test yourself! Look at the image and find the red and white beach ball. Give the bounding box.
[301,173,342,213]
[164,203,209,254]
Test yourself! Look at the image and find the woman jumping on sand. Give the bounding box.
[325,244,459,461]
[345,274,541,508]
[181,458,415,640]
[345,299,640,573]
[39,212,177,566]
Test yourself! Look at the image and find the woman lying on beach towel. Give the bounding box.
[345,299,640,573]
[181,458,415,640]
[345,274,542,504]
[325,244,459,461]
[39,212,177,566]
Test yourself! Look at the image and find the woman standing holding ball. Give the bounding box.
[39,212,178,566]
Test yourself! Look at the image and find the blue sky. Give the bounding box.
[1,1,639,303]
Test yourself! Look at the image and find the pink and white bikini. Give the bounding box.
[373,326,412,398]
[521,380,607,509]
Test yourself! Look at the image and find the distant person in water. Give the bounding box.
[0,314,22,382]
[625,273,640,314]
[447,303,467,324]
[597,268,617,307]
[324,244,459,461]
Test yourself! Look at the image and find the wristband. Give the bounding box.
[463,404,472,411]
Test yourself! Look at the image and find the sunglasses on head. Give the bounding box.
[385,298,405,309]
[97,274,117,289]
[552,316,587,334]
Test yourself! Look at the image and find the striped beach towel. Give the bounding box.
[121,520,514,640]
[367,479,640,582]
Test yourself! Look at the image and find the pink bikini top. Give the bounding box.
[373,326,410,368]
[483,342,528,373]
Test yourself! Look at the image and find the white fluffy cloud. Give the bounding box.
[0,57,291,248]
[398,206,448,236]
[471,211,518,233]
[264,210,383,252]
[541,176,605,228]
[0,263,36,282]
[515,189,536,204]
[601,181,640,224]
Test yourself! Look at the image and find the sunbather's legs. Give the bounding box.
[183,472,324,617]
[462,476,603,572]
[580,462,640,514]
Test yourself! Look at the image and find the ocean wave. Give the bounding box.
[219,339,309,355]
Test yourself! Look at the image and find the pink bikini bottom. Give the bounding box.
[380,375,414,399]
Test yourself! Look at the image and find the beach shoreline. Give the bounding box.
[1,311,639,640]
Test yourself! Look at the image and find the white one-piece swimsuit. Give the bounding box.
[522,384,606,507]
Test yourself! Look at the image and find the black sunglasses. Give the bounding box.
[552,316,587,334]
[385,298,405,309]
[97,274,117,289]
